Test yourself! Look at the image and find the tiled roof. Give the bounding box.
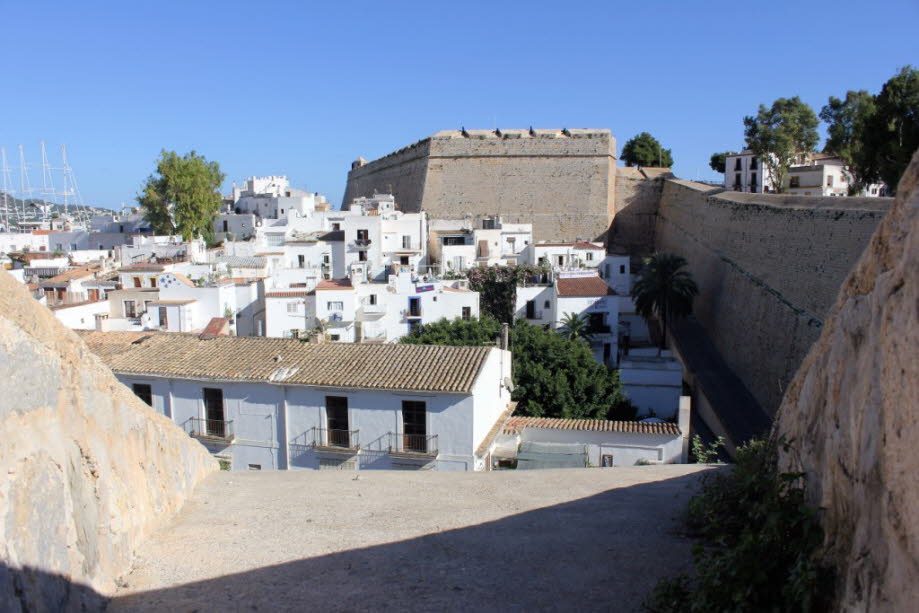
[218,256,267,269]
[572,241,605,250]
[199,317,229,339]
[503,416,681,436]
[48,298,107,311]
[148,299,197,306]
[556,276,614,297]
[78,331,492,393]
[266,291,314,298]
[316,279,353,291]
[40,266,98,285]
[120,264,167,272]
[221,277,260,285]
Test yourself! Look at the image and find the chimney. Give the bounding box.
[500,323,509,351]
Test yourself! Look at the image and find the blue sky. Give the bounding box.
[2,0,916,209]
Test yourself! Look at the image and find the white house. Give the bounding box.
[491,414,688,468]
[524,241,605,270]
[724,151,888,196]
[430,217,533,273]
[79,331,514,472]
[618,348,685,419]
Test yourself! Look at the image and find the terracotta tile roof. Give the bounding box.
[78,331,492,394]
[503,416,681,436]
[199,317,229,339]
[316,279,353,291]
[120,264,166,272]
[40,266,98,285]
[148,299,197,306]
[556,276,615,297]
[572,241,605,250]
[221,277,259,285]
[266,291,314,298]
[31,230,53,235]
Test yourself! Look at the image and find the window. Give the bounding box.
[619,265,626,274]
[332,223,341,231]
[248,464,262,470]
[356,229,369,241]
[132,383,153,406]
[734,158,742,171]
[827,175,834,187]
[482,218,496,230]
[326,396,349,446]
[526,300,536,319]
[298,254,305,268]
[442,236,465,246]
[402,400,427,452]
[70,243,78,250]
[124,300,137,318]
[544,300,550,309]
[119,225,124,233]
[330,334,341,341]
[159,306,168,328]
[150,277,157,288]
[287,302,299,313]
[143,300,153,313]
[750,173,757,193]
[750,157,758,170]
[402,235,411,249]
[223,220,228,232]
[133,276,142,288]
[203,388,226,437]
[327,301,343,311]
[408,297,421,317]
[462,306,471,321]
[358,250,367,262]
[601,454,614,467]
[871,187,878,195]
[790,176,800,188]
[556,255,564,266]
[322,254,330,265]
[368,294,377,305]
[400,256,409,265]
[585,252,593,261]
[733,173,742,189]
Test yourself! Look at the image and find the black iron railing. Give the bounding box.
[389,432,438,455]
[186,417,235,441]
[313,427,360,450]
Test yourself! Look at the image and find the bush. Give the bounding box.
[643,437,833,612]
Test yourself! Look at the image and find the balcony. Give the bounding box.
[361,300,385,314]
[588,324,612,334]
[404,308,422,319]
[185,417,235,443]
[352,238,372,248]
[388,432,438,456]
[312,427,360,452]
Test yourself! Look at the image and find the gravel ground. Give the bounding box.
[111,465,713,612]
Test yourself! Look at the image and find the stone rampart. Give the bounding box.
[0,271,216,610]
[344,129,616,243]
[655,179,890,414]
[776,151,919,611]
[609,167,667,254]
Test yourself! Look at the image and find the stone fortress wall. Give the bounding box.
[0,271,216,610]
[344,129,616,243]
[653,179,890,414]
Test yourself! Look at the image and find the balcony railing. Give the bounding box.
[353,238,372,248]
[388,432,438,456]
[588,324,612,334]
[185,417,235,442]
[312,427,360,450]
[362,328,387,341]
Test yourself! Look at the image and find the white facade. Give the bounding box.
[50,299,111,330]
[524,241,605,270]
[618,348,684,419]
[0,232,49,255]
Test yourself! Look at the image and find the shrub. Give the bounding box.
[644,437,833,612]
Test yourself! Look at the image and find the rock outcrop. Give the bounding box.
[0,271,216,611]
[776,151,919,611]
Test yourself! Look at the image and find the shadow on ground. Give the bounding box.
[5,471,708,613]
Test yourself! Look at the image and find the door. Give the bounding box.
[402,400,427,452]
[526,300,535,319]
[159,307,168,328]
[203,388,225,437]
[326,396,349,447]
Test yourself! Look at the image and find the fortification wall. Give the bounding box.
[0,271,216,610]
[777,152,919,611]
[342,138,432,211]
[609,167,666,254]
[656,179,890,414]
[344,129,616,242]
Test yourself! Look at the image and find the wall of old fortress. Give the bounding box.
[344,130,616,242]
[655,179,890,414]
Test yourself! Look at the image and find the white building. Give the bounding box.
[724,151,888,196]
[429,217,532,273]
[524,240,605,270]
[491,415,688,467]
[618,348,684,419]
[0,232,49,255]
[724,151,775,193]
[227,175,329,220]
[80,331,514,472]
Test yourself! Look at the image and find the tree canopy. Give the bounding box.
[401,317,633,420]
[558,312,593,342]
[631,253,698,352]
[621,132,674,168]
[465,264,546,323]
[820,90,876,194]
[137,150,225,241]
[743,97,819,193]
[709,152,728,174]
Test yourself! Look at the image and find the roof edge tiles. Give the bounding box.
[503,416,681,436]
[78,331,493,394]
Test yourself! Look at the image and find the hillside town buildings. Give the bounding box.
[723,151,888,196]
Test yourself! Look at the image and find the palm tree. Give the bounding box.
[631,253,698,353]
[558,312,593,342]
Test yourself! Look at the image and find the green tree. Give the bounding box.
[821,90,877,195]
[743,97,819,193]
[558,312,593,342]
[864,66,919,194]
[465,264,544,323]
[402,318,633,420]
[708,152,728,174]
[137,150,225,241]
[621,132,674,168]
[631,253,698,353]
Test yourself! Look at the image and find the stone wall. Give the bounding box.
[0,271,216,610]
[776,151,919,611]
[344,129,616,243]
[655,179,890,414]
[609,167,667,254]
